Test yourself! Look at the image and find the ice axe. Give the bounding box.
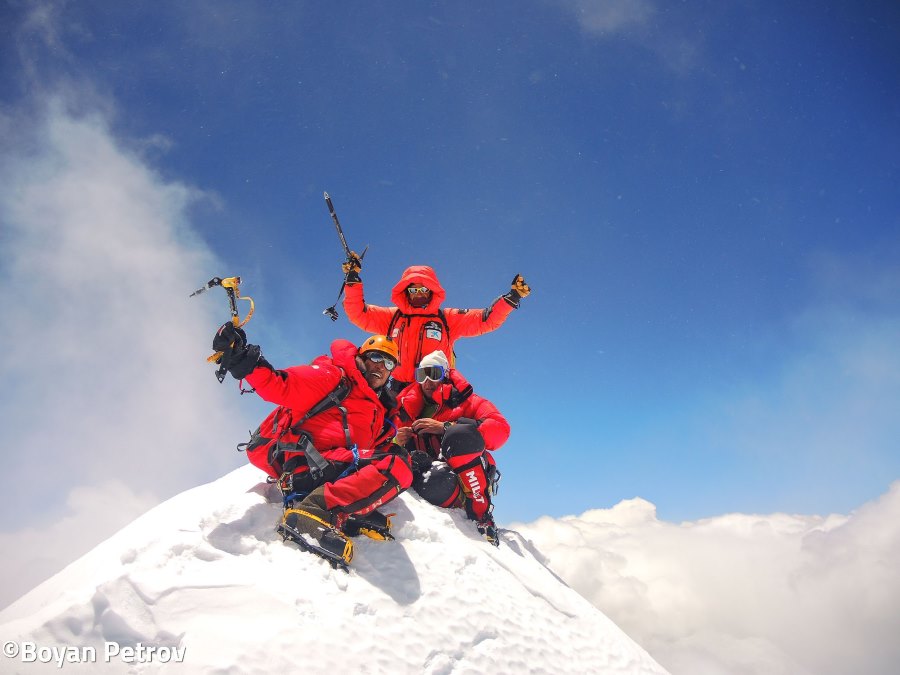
[323,191,367,321]
[190,276,255,381]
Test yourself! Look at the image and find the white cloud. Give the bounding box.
[550,0,699,75]
[0,481,158,604]
[0,97,255,609]
[514,482,900,675]
[18,1,69,56]
[560,0,655,35]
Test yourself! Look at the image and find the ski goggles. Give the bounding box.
[415,365,445,383]
[406,286,430,296]
[366,353,397,371]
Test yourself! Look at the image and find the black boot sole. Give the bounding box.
[276,521,351,571]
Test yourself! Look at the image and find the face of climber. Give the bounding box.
[416,364,445,401]
[406,284,432,309]
[362,351,396,390]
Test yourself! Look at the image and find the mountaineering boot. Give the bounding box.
[476,514,500,547]
[277,486,353,568]
[343,509,394,540]
[278,509,353,568]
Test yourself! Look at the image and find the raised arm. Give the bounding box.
[445,274,531,338]
[342,278,396,333]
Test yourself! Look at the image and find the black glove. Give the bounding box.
[212,322,260,380]
[410,451,433,475]
[227,344,261,380]
[501,274,530,308]
[213,322,247,354]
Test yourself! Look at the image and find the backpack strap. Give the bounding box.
[387,309,453,369]
[437,308,451,344]
[386,310,402,342]
[445,383,473,408]
[277,375,354,482]
[289,375,352,433]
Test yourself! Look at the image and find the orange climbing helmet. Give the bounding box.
[358,334,400,365]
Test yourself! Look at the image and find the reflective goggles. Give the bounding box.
[415,365,445,383]
[366,352,397,371]
[406,285,430,296]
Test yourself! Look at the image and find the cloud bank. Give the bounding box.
[514,482,900,675]
[0,98,255,609]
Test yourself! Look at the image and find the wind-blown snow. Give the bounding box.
[0,465,668,674]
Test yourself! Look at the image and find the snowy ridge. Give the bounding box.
[0,465,667,674]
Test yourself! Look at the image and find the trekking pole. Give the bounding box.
[190,276,255,381]
[323,191,367,321]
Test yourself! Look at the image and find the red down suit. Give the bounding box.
[343,265,515,384]
[395,369,510,519]
[244,339,412,515]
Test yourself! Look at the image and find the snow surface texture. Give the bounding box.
[0,465,668,674]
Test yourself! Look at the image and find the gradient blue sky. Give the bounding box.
[2,0,898,528]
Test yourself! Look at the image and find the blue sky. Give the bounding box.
[2,0,898,539]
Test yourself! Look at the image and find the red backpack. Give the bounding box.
[238,377,351,479]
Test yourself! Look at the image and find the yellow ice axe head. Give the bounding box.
[190,276,255,365]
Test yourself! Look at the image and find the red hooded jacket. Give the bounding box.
[244,339,389,476]
[394,369,510,456]
[343,265,515,383]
